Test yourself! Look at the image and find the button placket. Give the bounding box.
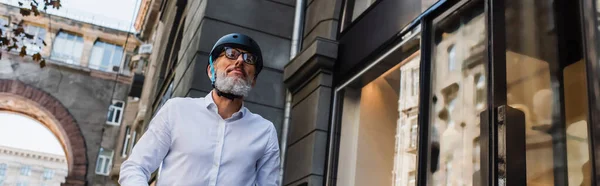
[208,119,226,186]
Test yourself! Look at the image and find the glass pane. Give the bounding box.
[72,35,84,64]
[115,110,121,123]
[107,107,115,123]
[89,44,104,70]
[112,46,124,70]
[351,0,376,21]
[96,158,104,173]
[505,0,592,185]
[335,32,421,186]
[429,4,485,186]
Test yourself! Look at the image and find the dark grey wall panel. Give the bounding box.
[289,87,331,144]
[206,0,294,38]
[269,0,295,7]
[283,131,327,185]
[303,0,342,44]
[303,19,338,51]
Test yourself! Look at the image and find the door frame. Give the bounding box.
[579,0,600,183]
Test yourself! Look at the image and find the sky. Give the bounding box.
[0,111,65,155]
[1,0,142,32]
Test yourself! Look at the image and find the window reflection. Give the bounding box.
[505,0,591,185]
[430,4,485,186]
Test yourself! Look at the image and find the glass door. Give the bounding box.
[424,1,487,185]
[492,0,594,185]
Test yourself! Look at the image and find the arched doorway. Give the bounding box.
[0,79,87,186]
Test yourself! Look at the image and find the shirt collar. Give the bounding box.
[204,90,247,118]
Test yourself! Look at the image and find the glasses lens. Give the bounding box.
[244,54,256,64]
[224,48,238,59]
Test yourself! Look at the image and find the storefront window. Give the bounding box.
[429,3,485,186]
[505,0,591,185]
[335,32,420,186]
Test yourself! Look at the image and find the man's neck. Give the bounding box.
[211,90,243,119]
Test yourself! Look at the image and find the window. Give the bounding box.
[121,126,131,157]
[42,168,54,180]
[0,163,5,186]
[158,81,174,109]
[409,117,418,149]
[16,181,27,186]
[340,0,378,30]
[351,0,377,21]
[0,17,9,37]
[106,100,124,125]
[131,130,138,148]
[89,41,124,72]
[0,163,6,176]
[23,25,46,55]
[334,29,421,186]
[51,32,83,65]
[20,165,31,176]
[447,44,456,71]
[95,148,113,176]
[412,68,419,96]
[474,73,486,110]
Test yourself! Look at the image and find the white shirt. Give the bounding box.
[119,92,281,186]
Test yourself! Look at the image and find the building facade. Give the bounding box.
[283,0,600,185]
[0,145,69,186]
[0,2,140,185]
[112,0,600,186]
[110,0,295,183]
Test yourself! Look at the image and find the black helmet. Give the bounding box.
[208,33,263,83]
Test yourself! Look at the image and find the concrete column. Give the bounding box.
[40,28,55,58]
[283,38,337,186]
[80,35,96,67]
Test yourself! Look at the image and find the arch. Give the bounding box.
[0,79,86,186]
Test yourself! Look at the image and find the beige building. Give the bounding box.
[0,1,141,185]
[0,145,68,186]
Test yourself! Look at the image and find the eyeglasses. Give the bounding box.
[220,47,258,65]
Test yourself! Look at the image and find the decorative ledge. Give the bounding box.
[284,37,338,90]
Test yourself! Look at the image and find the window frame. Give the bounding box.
[121,126,131,157]
[326,26,422,186]
[50,31,84,65]
[42,168,54,180]
[23,24,47,55]
[88,40,125,73]
[20,165,31,176]
[106,100,125,126]
[95,148,114,176]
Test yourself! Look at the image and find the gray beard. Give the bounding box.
[214,70,253,97]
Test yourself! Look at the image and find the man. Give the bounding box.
[119,33,280,186]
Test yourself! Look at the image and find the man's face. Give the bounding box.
[207,47,257,97]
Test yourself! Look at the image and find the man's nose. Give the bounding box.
[233,55,244,66]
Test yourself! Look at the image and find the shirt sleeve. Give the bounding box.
[119,99,174,186]
[256,125,281,186]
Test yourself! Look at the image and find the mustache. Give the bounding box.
[226,67,247,77]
